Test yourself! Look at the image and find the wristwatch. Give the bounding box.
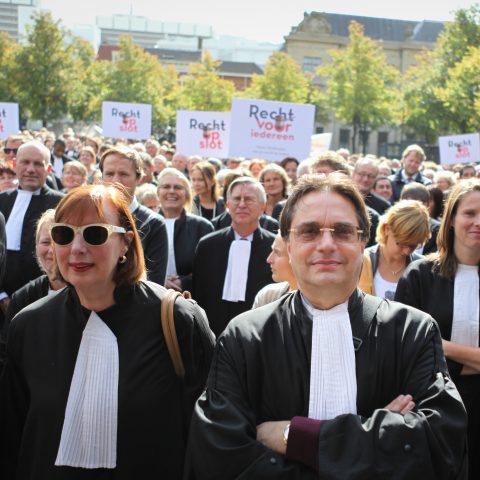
[283,422,290,446]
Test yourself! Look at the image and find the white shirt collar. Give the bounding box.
[129,196,140,213]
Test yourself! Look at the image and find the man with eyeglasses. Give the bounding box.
[352,157,391,214]
[187,173,467,479]
[192,177,275,336]
[99,146,168,286]
[0,141,63,315]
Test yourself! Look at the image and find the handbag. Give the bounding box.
[160,289,193,378]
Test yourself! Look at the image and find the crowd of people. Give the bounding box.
[0,128,478,479]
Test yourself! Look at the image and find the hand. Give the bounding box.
[256,420,289,455]
[385,394,415,415]
[0,297,10,315]
[165,276,182,292]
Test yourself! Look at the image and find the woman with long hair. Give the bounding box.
[190,161,225,220]
[396,178,480,479]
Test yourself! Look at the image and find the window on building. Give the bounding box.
[316,126,324,134]
[303,56,321,73]
[339,129,350,148]
[377,131,389,156]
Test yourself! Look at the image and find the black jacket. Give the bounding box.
[211,211,279,233]
[389,170,432,202]
[364,191,391,214]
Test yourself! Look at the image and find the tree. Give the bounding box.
[0,32,19,103]
[13,11,80,125]
[244,52,310,103]
[179,51,235,111]
[102,35,179,130]
[319,21,400,153]
[403,5,480,139]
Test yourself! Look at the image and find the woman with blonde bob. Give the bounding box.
[0,184,214,479]
[396,179,480,479]
[359,200,430,299]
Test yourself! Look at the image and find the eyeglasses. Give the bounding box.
[3,148,18,155]
[50,223,126,246]
[229,195,259,206]
[289,222,364,244]
[355,172,376,180]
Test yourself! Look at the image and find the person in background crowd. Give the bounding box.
[459,164,477,180]
[172,153,189,178]
[309,151,350,176]
[2,135,24,168]
[0,184,215,479]
[100,146,168,286]
[145,138,160,158]
[253,233,298,308]
[358,200,430,299]
[259,163,289,218]
[193,177,275,336]
[280,157,299,183]
[190,161,225,220]
[157,168,214,292]
[0,163,17,192]
[378,160,393,177]
[153,155,168,177]
[61,160,88,193]
[211,170,279,233]
[352,157,391,214]
[84,136,100,157]
[427,185,445,221]
[226,157,242,170]
[138,153,157,186]
[248,159,266,179]
[3,209,66,334]
[78,146,97,184]
[372,176,393,202]
[187,173,467,480]
[207,157,222,173]
[136,183,160,212]
[64,136,79,159]
[50,139,70,178]
[389,144,432,202]
[434,170,456,193]
[396,178,480,479]
[0,141,63,311]
[336,147,350,161]
[187,155,202,175]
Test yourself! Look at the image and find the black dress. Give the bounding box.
[0,281,215,479]
[395,258,480,479]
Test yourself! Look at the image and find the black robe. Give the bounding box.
[0,281,215,480]
[187,290,467,479]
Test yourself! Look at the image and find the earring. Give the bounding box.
[119,255,127,264]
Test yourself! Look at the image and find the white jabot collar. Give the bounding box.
[301,294,357,420]
[222,232,252,302]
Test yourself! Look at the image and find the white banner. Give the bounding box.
[229,98,315,161]
[438,133,480,165]
[102,101,152,140]
[175,110,230,157]
[311,133,333,154]
[0,103,20,139]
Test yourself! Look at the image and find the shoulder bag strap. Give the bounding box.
[160,289,186,378]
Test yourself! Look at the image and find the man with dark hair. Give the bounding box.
[100,147,168,285]
[188,173,467,479]
[193,177,275,336]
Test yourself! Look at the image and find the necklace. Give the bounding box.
[381,250,405,276]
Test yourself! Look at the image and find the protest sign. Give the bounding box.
[229,98,315,161]
[311,133,333,154]
[438,133,480,165]
[102,101,152,140]
[176,110,230,157]
[0,103,19,139]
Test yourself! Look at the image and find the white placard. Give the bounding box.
[311,133,333,154]
[229,98,315,161]
[176,110,230,157]
[102,101,152,140]
[439,133,480,165]
[0,103,20,139]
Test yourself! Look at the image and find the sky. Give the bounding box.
[39,0,479,43]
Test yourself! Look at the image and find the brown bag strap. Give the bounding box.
[160,289,186,378]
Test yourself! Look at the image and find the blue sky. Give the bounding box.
[39,0,479,43]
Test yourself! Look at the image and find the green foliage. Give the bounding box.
[179,51,235,112]
[244,52,310,103]
[13,11,80,125]
[319,21,400,153]
[403,5,480,139]
[0,32,19,103]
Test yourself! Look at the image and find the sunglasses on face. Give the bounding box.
[3,148,18,155]
[50,223,127,246]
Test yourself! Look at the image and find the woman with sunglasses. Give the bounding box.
[358,200,430,299]
[157,168,214,292]
[396,179,480,479]
[0,184,215,479]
